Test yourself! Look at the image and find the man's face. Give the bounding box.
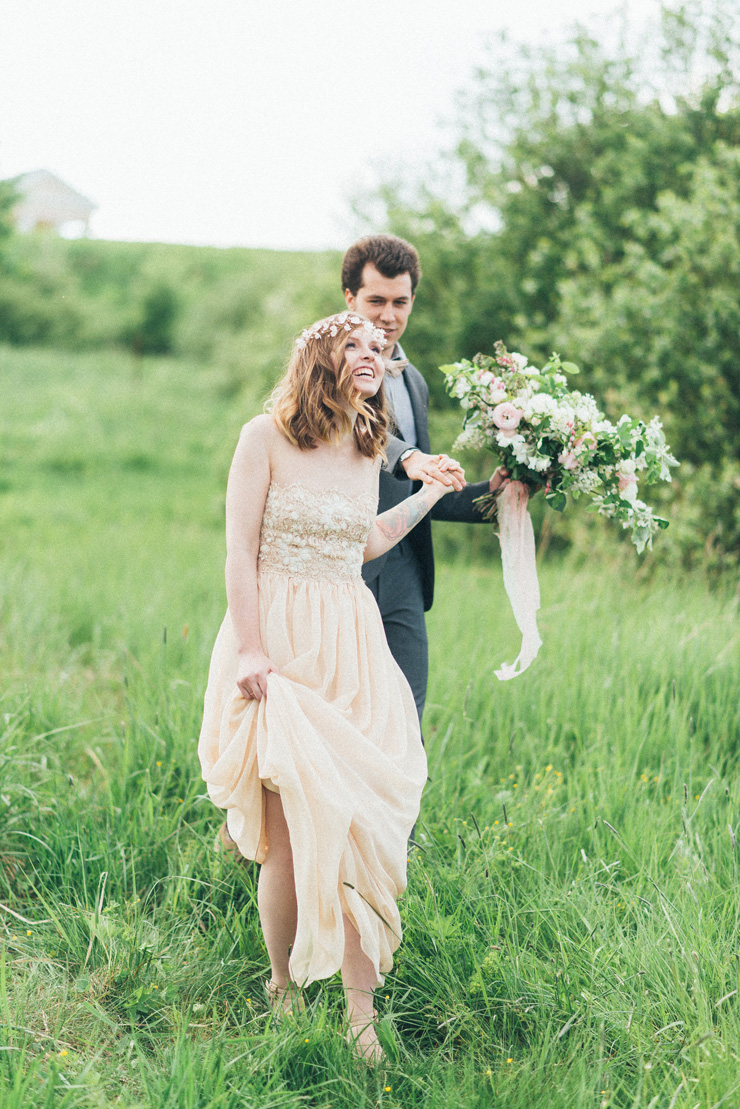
[344,263,415,354]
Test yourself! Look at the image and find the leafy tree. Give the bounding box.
[554,144,740,467]
[125,280,180,356]
[368,0,740,564]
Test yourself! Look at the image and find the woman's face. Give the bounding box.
[339,327,386,399]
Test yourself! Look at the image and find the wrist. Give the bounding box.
[398,447,419,474]
[418,483,441,505]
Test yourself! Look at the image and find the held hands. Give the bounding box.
[236,649,279,701]
[402,451,466,491]
[424,475,455,502]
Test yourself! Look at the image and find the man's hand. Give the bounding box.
[402,451,466,491]
[489,466,510,494]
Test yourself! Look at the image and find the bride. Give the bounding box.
[198,311,462,1060]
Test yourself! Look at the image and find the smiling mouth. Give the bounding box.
[354,370,374,379]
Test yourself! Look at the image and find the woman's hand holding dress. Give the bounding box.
[236,648,279,701]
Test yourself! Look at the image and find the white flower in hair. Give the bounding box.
[295,312,386,349]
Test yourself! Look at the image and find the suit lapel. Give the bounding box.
[402,366,431,454]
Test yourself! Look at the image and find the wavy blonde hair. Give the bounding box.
[268,312,389,460]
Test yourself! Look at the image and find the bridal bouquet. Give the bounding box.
[441,343,677,553]
[440,343,678,681]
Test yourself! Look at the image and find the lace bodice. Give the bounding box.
[258,481,378,582]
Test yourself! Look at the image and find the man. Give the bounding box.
[343,234,505,722]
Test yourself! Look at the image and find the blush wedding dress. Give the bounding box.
[198,479,427,987]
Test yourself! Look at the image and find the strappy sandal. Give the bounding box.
[265,979,305,1017]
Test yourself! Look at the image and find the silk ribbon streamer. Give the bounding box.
[494,480,542,681]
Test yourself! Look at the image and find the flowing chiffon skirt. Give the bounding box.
[198,567,427,987]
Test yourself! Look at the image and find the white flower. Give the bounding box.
[574,394,600,425]
[510,352,528,370]
[550,405,577,438]
[619,481,638,504]
[569,469,602,495]
[509,435,532,464]
[525,393,558,418]
[489,387,508,404]
[494,429,517,450]
[646,417,679,480]
[450,378,471,399]
[454,426,487,450]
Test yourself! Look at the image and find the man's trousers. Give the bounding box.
[365,538,428,725]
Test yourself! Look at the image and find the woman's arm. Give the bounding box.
[224,416,277,700]
[363,480,451,563]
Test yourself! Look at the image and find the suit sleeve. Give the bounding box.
[383,433,415,476]
[430,479,492,524]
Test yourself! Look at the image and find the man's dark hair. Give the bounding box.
[341,234,421,296]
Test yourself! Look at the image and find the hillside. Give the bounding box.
[0,235,342,388]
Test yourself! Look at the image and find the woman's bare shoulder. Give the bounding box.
[240,413,289,457]
[239,412,277,442]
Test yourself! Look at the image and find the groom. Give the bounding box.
[343,234,505,722]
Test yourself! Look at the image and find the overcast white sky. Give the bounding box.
[1,0,663,250]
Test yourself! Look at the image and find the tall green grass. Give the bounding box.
[1,346,739,1107]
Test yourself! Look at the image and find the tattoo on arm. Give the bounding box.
[375,492,433,545]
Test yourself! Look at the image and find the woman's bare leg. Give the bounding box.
[341,915,382,1061]
[257,790,298,991]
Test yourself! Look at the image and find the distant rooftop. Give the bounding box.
[9,169,96,236]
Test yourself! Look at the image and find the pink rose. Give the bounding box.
[492,402,523,430]
[574,433,597,452]
[558,450,578,470]
[618,472,638,502]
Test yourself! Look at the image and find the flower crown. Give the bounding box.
[295,313,386,351]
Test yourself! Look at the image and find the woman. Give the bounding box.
[198,311,460,1060]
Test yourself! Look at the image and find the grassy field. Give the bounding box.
[1,346,739,1108]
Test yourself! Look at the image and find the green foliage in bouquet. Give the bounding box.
[441,343,678,553]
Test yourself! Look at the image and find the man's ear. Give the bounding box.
[344,288,356,310]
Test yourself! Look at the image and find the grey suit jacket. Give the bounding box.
[361,360,491,611]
